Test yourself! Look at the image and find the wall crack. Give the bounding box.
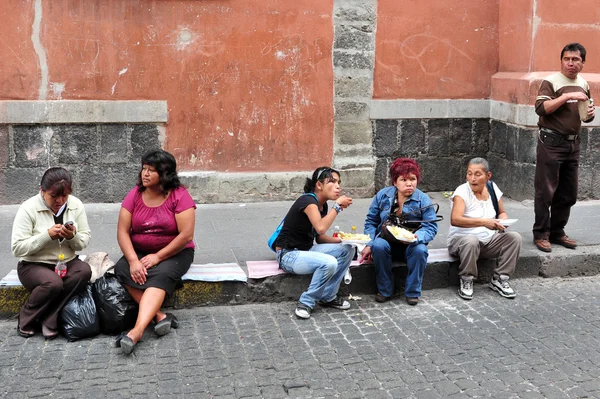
[31,0,48,100]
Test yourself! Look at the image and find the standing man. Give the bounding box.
[533,43,595,252]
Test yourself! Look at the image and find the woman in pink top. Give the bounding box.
[114,150,196,355]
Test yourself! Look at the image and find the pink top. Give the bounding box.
[122,186,196,253]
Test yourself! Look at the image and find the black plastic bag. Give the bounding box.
[60,284,100,341]
[93,274,138,335]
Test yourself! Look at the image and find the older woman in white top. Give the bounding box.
[447,158,522,300]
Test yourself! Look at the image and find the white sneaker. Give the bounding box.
[294,303,312,319]
[458,277,473,300]
[490,276,516,298]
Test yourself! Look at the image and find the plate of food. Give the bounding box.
[498,219,518,227]
[386,225,417,243]
[338,232,371,244]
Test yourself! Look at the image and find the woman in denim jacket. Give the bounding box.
[360,158,438,305]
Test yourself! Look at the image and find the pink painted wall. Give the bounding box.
[373,0,499,100]
[0,0,334,172]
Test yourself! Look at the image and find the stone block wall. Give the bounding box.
[488,121,600,201]
[373,117,600,201]
[372,118,490,192]
[332,0,378,197]
[0,124,162,204]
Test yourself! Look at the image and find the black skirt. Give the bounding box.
[114,248,194,296]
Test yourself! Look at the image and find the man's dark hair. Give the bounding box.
[40,167,72,196]
[561,43,586,62]
[137,149,182,195]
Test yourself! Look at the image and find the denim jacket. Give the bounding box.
[364,186,438,246]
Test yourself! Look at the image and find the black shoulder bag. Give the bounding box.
[486,180,499,218]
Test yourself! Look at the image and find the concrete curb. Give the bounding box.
[2,245,599,319]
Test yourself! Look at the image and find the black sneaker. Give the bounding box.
[319,295,351,310]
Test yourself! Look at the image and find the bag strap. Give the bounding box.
[486,180,500,218]
[401,203,444,223]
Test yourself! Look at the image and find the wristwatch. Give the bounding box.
[332,203,343,214]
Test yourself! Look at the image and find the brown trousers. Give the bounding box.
[17,258,92,331]
[533,135,580,240]
[448,231,522,279]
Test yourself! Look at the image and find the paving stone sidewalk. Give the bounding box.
[1,276,599,399]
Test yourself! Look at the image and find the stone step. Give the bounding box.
[3,246,598,319]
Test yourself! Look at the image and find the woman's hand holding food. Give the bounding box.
[336,195,353,209]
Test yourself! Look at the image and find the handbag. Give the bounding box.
[380,203,443,246]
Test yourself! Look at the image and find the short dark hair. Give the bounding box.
[137,149,182,195]
[389,158,421,184]
[40,167,72,196]
[304,166,340,193]
[561,43,586,62]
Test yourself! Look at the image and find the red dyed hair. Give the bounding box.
[389,158,421,184]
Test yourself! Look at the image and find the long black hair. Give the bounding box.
[137,149,182,195]
[303,166,340,193]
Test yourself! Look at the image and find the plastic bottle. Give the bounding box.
[333,226,340,238]
[55,253,67,278]
[351,226,357,235]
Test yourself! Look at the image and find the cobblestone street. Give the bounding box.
[1,276,599,399]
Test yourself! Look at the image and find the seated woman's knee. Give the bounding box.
[371,238,390,254]
[79,264,93,283]
[322,257,338,279]
[462,235,480,248]
[408,243,428,257]
[506,231,522,246]
[44,278,64,298]
[337,243,354,260]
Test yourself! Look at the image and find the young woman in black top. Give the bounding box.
[273,166,354,319]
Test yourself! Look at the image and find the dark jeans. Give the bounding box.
[533,134,580,240]
[18,258,92,331]
[370,237,428,298]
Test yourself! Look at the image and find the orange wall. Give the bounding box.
[373,0,499,100]
[0,0,334,172]
[0,2,38,98]
[499,0,600,73]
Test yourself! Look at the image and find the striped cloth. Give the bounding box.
[0,262,248,287]
[247,260,285,279]
[0,270,19,286]
[181,263,247,283]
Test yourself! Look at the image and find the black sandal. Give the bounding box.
[42,325,58,340]
[115,331,136,355]
[154,313,179,336]
[17,315,35,338]
[17,327,35,338]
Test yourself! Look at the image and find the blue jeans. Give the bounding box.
[371,237,428,298]
[278,244,353,309]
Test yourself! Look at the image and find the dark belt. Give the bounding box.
[539,127,578,141]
